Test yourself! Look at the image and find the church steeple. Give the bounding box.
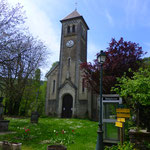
[62,10,81,21]
[45,9,90,119]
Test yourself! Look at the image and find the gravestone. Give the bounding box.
[47,145,67,150]
[31,111,39,123]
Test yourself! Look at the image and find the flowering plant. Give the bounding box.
[51,129,75,145]
[22,127,30,140]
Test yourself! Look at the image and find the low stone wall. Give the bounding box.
[129,129,150,150]
[0,141,22,150]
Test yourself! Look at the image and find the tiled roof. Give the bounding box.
[62,10,81,21]
[61,10,89,30]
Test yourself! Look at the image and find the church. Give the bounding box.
[45,10,98,119]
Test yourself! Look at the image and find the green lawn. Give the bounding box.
[0,117,98,150]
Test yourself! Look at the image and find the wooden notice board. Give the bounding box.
[115,121,123,128]
[117,113,130,118]
[116,108,130,113]
[117,118,125,122]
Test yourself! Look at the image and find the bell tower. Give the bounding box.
[58,10,89,87]
[56,10,89,118]
[46,10,90,118]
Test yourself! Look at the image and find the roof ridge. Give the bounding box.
[61,10,81,21]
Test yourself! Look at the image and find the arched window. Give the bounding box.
[68,58,71,67]
[52,80,55,93]
[82,78,85,93]
[72,25,75,33]
[67,26,70,33]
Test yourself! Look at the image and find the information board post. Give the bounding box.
[120,127,123,146]
[115,108,130,145]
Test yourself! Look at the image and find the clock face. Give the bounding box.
[66,40,74,48]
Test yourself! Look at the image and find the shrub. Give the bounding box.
[105,141,135,150]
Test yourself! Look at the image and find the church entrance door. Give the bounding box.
[62,94,73,118]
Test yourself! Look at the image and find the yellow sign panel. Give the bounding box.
[116,108,130,113]
[117,118,125,122]
[115,121,123,128]
[117,113,130,118]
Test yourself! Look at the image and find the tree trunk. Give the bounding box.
[13,98,22,115]
[136,104,140,130]
[7,99,14,115]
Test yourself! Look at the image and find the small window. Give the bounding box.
[52,80,55,93]
[67,26,70,33]
[72,25,75,33]
[68,58,71,67]
[82,78,85,93]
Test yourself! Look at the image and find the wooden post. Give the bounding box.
[116,108,130,146]
[120,126,123,146]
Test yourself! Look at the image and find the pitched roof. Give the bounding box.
[62,10,81,21]
[61,10,89,30]
[58,78,77,91]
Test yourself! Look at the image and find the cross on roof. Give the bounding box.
[75,2,78,10]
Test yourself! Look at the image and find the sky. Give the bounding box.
[7,0,150,78]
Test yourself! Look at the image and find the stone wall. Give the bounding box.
[76,100,88,118]
[129,129,150,150]
[47,100,57,116]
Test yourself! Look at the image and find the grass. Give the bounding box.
[105,123,118,140]
[0,117,98,150]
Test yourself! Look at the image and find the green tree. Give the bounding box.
[142,57,150,69]
[20,69,47,116]
[33,69,41,113]
[19,79,34,116]
[51,61,59,69]
[0,1,48,115]
[37,81,47,115]
[81,37,144,94]
[34,69,41,88]
[113,68,150,130]
[113,68,150,106]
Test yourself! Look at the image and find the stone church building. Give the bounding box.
[45,10,98,119]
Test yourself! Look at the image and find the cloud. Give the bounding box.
[87,42,100,62]
[8,0,61,79]
[105,10,114,27]
[144,42,150,47]
[25,2,61,78]
[124,0,150,27]
[124,0,137,27]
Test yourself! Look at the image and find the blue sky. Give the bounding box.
[8,0,150,77]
